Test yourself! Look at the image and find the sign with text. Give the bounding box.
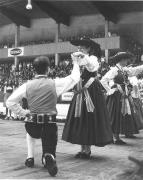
[8,47,24,57]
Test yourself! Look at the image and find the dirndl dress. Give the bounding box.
[62,69,113,146]
[132,97,143,130]
[106,70,139,135]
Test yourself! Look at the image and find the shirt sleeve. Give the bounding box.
[6,83,30,117]
[125,65,143,76]
[55,62,80,97]
[85,55,99,72]
[100,67,118,93]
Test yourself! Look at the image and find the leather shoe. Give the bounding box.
[80,152,91,159]
[125,135,137,139]
[75,152,83,158]
[75,152,91,159]
[25,158,34,167]
[114,139,126,145]
[42,153,58,177]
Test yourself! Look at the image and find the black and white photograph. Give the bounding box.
[0,0,143,179]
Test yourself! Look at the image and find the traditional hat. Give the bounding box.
[70,37,101,58]
[110,52,134,63]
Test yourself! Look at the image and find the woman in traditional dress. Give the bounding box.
[101,52,143,144]
[129,76,143,133]
[62,38,113,159]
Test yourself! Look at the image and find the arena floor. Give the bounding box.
[0,119,143,180]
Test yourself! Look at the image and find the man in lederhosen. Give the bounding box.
[6,56,80,176]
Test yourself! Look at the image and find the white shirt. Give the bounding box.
[101,63,143,96]
[6,62,80,117]
[129,76,140,98]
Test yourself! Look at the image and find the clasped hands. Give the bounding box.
[71,51,88,66]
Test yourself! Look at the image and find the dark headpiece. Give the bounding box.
[70,37,101,58]
[110,52,134,63]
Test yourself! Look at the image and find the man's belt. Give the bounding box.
[25,113,56,124]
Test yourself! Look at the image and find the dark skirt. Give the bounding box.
[133,98,143,130]
[62,79,113,146]
[106,91,139,135]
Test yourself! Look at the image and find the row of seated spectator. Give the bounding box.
[0,56,111,92]
[0,57,74,92]
[0,32,118,49]
[124,34,143,62]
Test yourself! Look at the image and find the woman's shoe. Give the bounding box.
[125,135,137,139]
[25,157,34,167]
[80,152,91,159]
[9,116,14,120]
[114,139,126,145]
[75,152,83,158]
[4,116,9,120]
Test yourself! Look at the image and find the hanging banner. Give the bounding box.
[8,47,24,57]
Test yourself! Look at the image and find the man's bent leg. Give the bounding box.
[25,133,35,167]
[41,123,58,176]
[25,122,42,167]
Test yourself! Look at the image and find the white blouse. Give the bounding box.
[129,76,140,98]
[101,63,143,96]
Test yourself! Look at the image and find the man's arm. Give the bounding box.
[55,61,80,97]
[6,83,30,117]
[125,65,143,77]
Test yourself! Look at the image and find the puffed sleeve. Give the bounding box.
[85,55,99,72]
[125,65,143,77]
[100,67,118,95]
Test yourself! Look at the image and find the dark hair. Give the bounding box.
[88,45,101,58]
[33,56,50,74]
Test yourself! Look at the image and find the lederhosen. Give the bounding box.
[25,76,58,157]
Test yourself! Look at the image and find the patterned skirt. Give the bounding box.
[106,91,139,135]
[62,79,113,146]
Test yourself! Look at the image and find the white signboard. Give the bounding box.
[61,92,74,101]
[8,47,24,57]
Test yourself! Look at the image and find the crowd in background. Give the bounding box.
[0,57,74,92]
[0,31,143,120]
[1,54,143,120]
[0,31,118,49]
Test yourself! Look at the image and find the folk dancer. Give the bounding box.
[101,52,143,144]
[6,56,80,176]
[62,38,113,159]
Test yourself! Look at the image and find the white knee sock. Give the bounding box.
[26,133,35,159]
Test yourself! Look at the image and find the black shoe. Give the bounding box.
[42,153,58,177]
[125,135,137,139]
[114,139,127,145]
[75,152,83,159]
[25,158,34,167]
[80,152,91,159]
